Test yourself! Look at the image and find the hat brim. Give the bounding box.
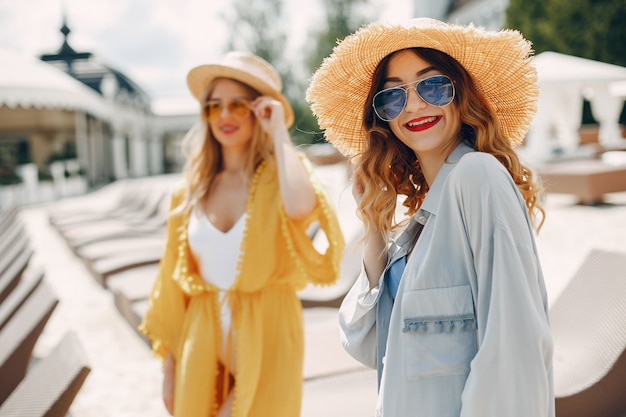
[306,19,538,156]
[187,64,295,128]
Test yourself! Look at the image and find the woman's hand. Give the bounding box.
[162,352,176,415]
[252,95,317,219]
[250,96,287,137]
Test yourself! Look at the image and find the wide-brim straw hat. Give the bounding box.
[187,51,294,127]
[306,18,538,156]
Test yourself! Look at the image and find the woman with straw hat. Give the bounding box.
[139,51,344,417]
[307,18,553,416]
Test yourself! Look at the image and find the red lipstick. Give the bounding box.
[220,123,238,134]
[405,116,441,132]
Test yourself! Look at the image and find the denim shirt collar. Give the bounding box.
[390,141,474,256]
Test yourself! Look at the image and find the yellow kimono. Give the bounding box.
[139,157,345,417]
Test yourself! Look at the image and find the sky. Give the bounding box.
[0,0,413,101]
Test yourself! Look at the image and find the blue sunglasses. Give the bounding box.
[372,75,455,122]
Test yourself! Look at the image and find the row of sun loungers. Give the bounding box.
[43,165,626,416]
[44,166,374,408]
[46,168,365,339]
[0,203,91,417]
[46,176,177,351]
[49,176,175,292]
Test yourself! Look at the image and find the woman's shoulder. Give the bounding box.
[455,151,507,175]
[458,150,502,168]
[447,151,511,191]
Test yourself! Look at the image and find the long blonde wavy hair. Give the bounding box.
[177,78,274,215]
[356,47,545,239]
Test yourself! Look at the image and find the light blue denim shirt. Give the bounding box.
[338,142,554,417]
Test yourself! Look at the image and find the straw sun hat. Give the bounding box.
[187,51,295,127]
[306,18,539,156]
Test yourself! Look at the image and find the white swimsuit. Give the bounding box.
[187,210,245,368]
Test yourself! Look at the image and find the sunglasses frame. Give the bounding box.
[372,74,456,122]
[204,98,252,121]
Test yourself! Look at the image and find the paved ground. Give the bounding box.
[17,163,626,417]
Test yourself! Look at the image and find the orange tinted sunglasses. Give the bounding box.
[204,98,251,121]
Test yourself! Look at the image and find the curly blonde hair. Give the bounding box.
[356,48,545,239]
[177,78,273,215]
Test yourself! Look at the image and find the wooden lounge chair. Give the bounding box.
[106,263,159,345]
[57,205,167,250]
[0,279,58,405]
[51,174,179,234]
[0,206,18,236]
[77,235,165,264]
[0,221,27,257]
[107,263,159,329]
[539,159,626,205]
[550,248,626,417]
[0,233,33,305]
[87,245,163,287]
[0,269,44,331]
[55,186,168,237]
[48,178,155,228]
[0,331,91,417]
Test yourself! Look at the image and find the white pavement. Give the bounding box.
[17,166,626,416]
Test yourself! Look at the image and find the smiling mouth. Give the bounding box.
[405,116,441,132]
[220,124,238,133]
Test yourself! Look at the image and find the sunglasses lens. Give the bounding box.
[372,75,455,122]
[228,99,250,118]
[416,75,454,107]
[205,102,221,120]
[205,99,250,120]
[373,88,407,121]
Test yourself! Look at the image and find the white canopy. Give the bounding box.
[0,48,108,117]
[534,51,626,85]
[609,80,626,98]
[525,52,626,163]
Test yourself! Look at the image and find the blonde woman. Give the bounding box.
[307,18,554,417]
[140,51,344,417]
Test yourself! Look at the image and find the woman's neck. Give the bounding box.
[418,155,446,187]
[416,140,460,187]
[221,147,249,175]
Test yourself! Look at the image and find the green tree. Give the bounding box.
[221,0,310,142]
[304,0,370,74]
[300,0,373,144]
[506,0,626,124]
[507,0,626,67]
[505,0,551,54]
[222,0,373,145]
[222,0,287,67]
